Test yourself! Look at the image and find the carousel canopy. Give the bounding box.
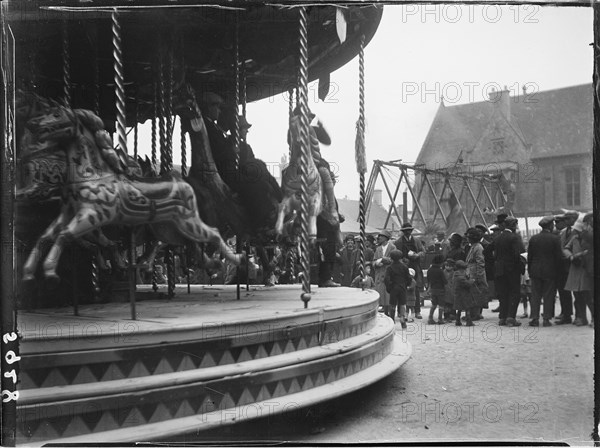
[7,1,383,127]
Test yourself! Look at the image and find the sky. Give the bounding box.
[134,5,593,208]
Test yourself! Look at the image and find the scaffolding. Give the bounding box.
[365,160,515,233]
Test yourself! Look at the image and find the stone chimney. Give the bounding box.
[488,86,511,121]
[373,189,382,206]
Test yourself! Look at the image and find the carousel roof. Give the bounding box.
[7,1,383,127]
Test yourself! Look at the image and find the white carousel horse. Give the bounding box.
[275,115,340,240]
[21,105,242,284]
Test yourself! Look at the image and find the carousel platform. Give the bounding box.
[16,284,411,445]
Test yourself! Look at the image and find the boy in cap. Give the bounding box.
[384,249,411,328]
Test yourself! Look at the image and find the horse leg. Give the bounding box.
[275,196,292,236]
[23,213,68,281]
[42,208,103,284]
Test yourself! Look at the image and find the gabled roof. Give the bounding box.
[416,84,593,165]
[337,198,402,232]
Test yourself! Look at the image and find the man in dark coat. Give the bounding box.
[527,216,563,327]
[493,216,526,326]
[394,222,425,319]
[554,211,579,324]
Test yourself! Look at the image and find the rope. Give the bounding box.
[62,20,71,107]
[112,10,127,154]
[357,35,367,286]
[297,6,311,307]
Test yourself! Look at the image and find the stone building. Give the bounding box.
[413,83,592,232]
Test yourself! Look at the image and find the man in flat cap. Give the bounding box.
[493,216,526,326]
[373,230,395,316]
[527,216,562,327]
[394,222,425,319]
[554,211,579,324]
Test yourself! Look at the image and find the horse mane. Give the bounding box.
[73,108,130,175]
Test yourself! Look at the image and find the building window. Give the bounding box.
[491,137,505,154]
[565,167,581,207]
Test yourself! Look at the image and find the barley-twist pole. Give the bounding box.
[112,9,135,320]
[356,35,367,286]
[288,87,294,159]
[112,10,126,155]
[297,6,311,307]
[62,20,71,107]
[151,82,157,170]
[181,119,187,177]
[158,53,169,174]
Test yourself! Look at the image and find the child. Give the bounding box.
[351,263,376,288]
[406,268,417,322]
[443,259,456,321]
[384,250,411,329]
[427,254,447,324]
[519,253,530,318]
[453,260,476,326]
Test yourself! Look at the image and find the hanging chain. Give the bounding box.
[167,45,174,162]
[297,6,311,307]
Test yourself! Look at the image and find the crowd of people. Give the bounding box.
[326,212,594,331]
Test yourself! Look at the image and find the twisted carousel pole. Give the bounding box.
[112,9,136,320]
[61,20,71,107]
[297,6,311,308]
[232,14,245,299]
[356,35,368,288]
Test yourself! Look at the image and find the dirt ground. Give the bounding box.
[188,301,596,445]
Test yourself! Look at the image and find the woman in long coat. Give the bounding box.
[564,219,593,326]
[465,228,489,319]
[372,230,395,316]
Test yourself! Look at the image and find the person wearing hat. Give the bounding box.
[495,213,508,228]
[485,224,502,312]
[554,211,579,324]
[289,106,339,224]
[526,216,562,327]
[373,230,395,316]
[428,230,449,258]
[384,249,411,328]
[493,216,526,326]
[338,235,359,287]
[452,260,476,326]
[394,222,425,319]
[198,92,239,189]
[564,216,593,326]
[446,232,465,262]
[465,227,488,321]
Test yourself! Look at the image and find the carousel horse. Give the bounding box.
[275,114,341,242]
[174,84,287,284]
[21,105,242,284]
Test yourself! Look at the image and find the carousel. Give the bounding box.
[1,1,411,444]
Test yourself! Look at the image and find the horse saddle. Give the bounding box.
[127,174,177,201]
